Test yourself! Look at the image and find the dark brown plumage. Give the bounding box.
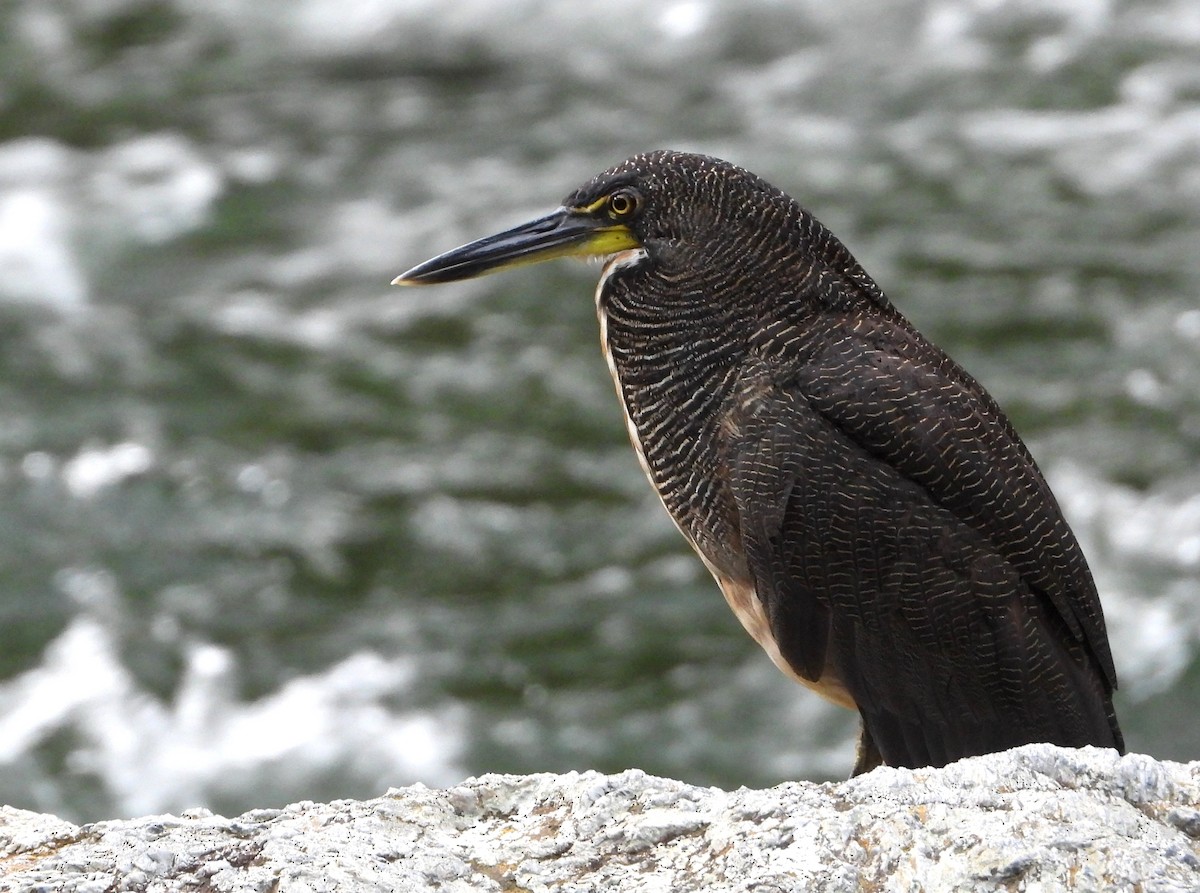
[395,149,1123,774]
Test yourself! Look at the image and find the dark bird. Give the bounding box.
[393,150,1123,775]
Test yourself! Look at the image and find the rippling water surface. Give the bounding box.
[0,0,1198,821]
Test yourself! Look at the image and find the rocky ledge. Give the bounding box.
[1,744,1198,892]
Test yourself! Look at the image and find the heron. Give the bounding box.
[394,149,1123,774]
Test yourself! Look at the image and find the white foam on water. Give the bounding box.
[0,130,223,309]
[62,442,155,499]
[0,189,88,308]
[658,1,710,41]
[1049,461,1200,699]
[89,133,224,246]
[0,609,465,818]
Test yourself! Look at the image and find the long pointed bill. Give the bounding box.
[392,208,640,286]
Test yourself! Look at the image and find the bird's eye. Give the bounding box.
[606,189,640,220]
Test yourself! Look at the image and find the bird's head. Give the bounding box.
[392,150,793,287]
[394,150,886,311]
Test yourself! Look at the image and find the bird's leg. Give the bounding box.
[851,721,884,776]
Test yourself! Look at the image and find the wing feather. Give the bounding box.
[721,318,1122,767]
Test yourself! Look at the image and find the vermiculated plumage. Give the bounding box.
[396,149,1123,774]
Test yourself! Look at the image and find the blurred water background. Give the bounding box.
[0,0,1198,823]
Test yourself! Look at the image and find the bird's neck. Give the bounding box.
[594,258,754,570]
[592,238,894,574]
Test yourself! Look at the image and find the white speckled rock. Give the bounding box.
[2,745,1198,892]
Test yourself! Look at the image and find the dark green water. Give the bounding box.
[0,0,1197,821]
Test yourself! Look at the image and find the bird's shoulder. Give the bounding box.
[720,310,1009,460]
[724,310,1037,500]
